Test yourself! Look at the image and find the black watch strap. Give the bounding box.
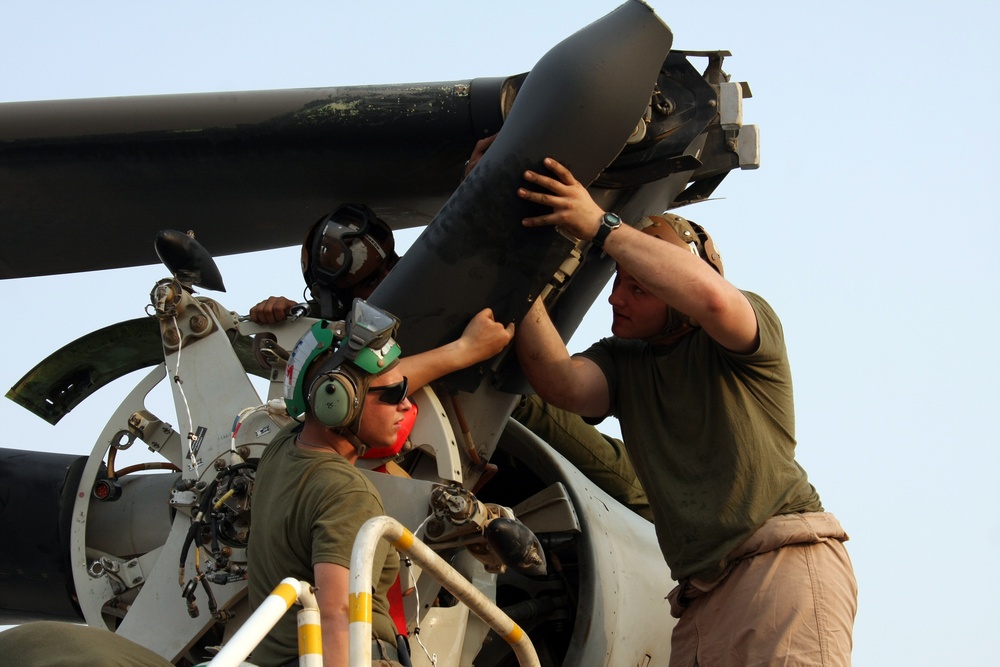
[592,212,623,249]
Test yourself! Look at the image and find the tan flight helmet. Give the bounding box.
[635,213,724,331]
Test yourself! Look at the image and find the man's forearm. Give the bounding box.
[398,341,476,392]
[515,300,574,405]
[516,299,611,417]
[399,307,514,392]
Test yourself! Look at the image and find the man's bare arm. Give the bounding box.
[314,562,352,667]
[515,299,610,418]
[398,307,514,392]
[518,158,758,353]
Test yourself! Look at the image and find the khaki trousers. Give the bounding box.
[668,512,857,667]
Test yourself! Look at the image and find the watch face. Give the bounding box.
[594,212,621,249]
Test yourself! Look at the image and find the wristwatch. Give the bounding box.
[592,212,623,249]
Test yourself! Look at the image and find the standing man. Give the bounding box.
[514,158,856,666]
[248,300,512,666]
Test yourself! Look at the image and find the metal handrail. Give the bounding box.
[203,516,540,667]
[204,577,321,667]
[349,515,540,667]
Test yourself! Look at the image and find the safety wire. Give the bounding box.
[180,410,260,620]
[408,513,438,667]
[170,310,209,618]
[179,459,245,621]
[230,405,265,453]
[171,313,200,479]
[176,335,267,617]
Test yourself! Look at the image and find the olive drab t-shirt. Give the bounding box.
[0,622,174,667]
[247,425,400,666]
[579,291,822,581]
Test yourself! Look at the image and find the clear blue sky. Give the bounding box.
[2,2,998,665]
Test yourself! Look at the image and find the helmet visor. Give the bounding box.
[312,204,396,290]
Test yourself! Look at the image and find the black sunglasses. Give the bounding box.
[368,377,409,405]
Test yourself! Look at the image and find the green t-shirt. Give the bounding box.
[247,425,400,666]
[0,622,173,666]
[579,292,822,581]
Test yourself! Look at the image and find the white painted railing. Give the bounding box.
[203,577,320,667]
[349,515,540,667]
[203,516,540,667]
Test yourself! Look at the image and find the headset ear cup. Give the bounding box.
[309,372,359,429]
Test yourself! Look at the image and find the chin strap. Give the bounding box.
[309,283,349,320]
[338,428,369,458]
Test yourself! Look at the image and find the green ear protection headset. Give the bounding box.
[284,299,402,432]
[309,354,367,430]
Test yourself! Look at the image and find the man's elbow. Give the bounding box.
[533,371,608,418]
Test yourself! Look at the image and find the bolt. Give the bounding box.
[163,326,180,346]
[426,520,444,538]
[189,314,208,333]
[446,495,467,514]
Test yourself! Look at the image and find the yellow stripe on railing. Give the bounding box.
[348,591,372,624]
[274,580,300,608]
[391,527,414,551]
[504,624,524,644]
[298,622,322,655]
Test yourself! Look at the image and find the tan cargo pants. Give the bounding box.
[667,512,857,667]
